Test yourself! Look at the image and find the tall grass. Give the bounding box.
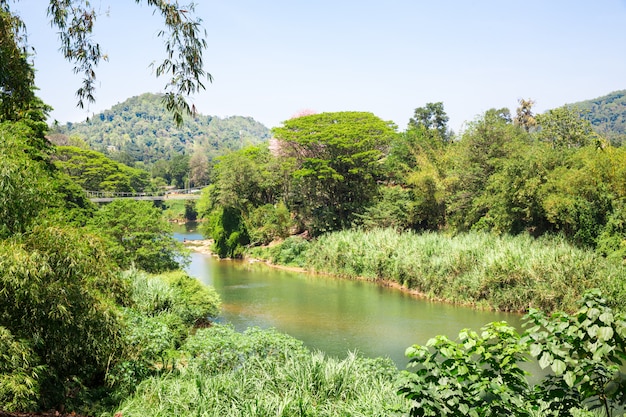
[109,325,406,417]
[256,229,626,313]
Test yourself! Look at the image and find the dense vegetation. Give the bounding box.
[249,230,626,313]
[569,90,626,145]
[49,93,271,164]
[3,2,626,414]
[198,101,626,315]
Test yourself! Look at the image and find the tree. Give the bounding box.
[197,144,289,252]
[88,199,188,272]
[536,107,598,149]
[53,146,150,192]
[168,154,190,188]
[445,108,526,231]
[408,102,451,144]
[1,1,210,125]
[203,206,250,258]
[188,150,209,187]
[272,111,397,234]
[514,98,537,132]
[0,8,35,122]
[0,121,59,238]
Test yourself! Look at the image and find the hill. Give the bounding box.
[48,93,271,163]
[567,89,626,145]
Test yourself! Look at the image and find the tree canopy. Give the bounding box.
[272,111,397,234]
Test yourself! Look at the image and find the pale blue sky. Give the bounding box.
[14,0,626,132]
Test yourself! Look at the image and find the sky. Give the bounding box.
[13,0,626,132]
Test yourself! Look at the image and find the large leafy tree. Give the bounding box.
[407,101,451,144]
[273,111,397,234]
[0,0,210,125]
[445,108,527,231]
[536,106,598,149]
[53,146,150,192]
[88,199,188,272]
[198,144,290,254]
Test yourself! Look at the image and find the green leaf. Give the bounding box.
[597,326,614,341]
[599,312,614,325]
[550,359,566,375]
[539,352,552,369]
[563,371,576,387]
[529,343,542,358]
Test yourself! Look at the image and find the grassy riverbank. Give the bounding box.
[248,229,626,313]
[108,326,406,417]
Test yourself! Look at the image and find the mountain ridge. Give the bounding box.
[49,92,271,164]
[566,89,626,144]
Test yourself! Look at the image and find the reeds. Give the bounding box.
[263,229,626,313]
[110,325,406,416]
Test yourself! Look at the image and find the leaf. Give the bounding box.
[550,359,566,375]
[597,326,614,341]
[599,312,614,325]
[529,343,542,358]
[563,371,576,387]
[539,352,552,369]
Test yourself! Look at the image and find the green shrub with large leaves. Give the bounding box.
[398,290,626,417]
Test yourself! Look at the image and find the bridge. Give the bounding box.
[86,188,202,203]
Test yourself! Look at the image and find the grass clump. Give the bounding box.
[109,325,407,417]
[248,235,310,267]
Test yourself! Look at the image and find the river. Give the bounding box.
[174,224,522,367]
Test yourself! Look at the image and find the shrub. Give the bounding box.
[398,291,626,417]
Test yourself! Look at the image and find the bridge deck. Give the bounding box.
[86,190,202,203]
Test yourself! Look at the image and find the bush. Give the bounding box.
[110,326,407,417]
[202,206,250,258]
[246,202,293,246]
[398,290,626,417]
[0,327,41,412]
[0,225,124,409]
[106,270,221,400]
[89,199,188,272]
[247,236,310,267]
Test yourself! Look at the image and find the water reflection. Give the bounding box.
[184,249,522,368]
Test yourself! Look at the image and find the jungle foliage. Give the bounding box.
[569,89,626,146]
[50,92,271,164]
[399,290,626,417]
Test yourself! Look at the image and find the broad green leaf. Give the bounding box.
[529,343,542,358]
[563,371,576,387]
[599,312,614,325]
[539,352,553,369]
[597,326,614,341]
[550,359,566,375]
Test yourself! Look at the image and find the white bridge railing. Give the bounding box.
[85,188,203,201]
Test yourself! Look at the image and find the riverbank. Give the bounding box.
[247,229,626,314]
[183,238,213,255]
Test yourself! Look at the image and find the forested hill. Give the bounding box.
[48,92,271,163]
[568,89,626,145]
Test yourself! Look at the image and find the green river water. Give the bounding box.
[175,225,522,367]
